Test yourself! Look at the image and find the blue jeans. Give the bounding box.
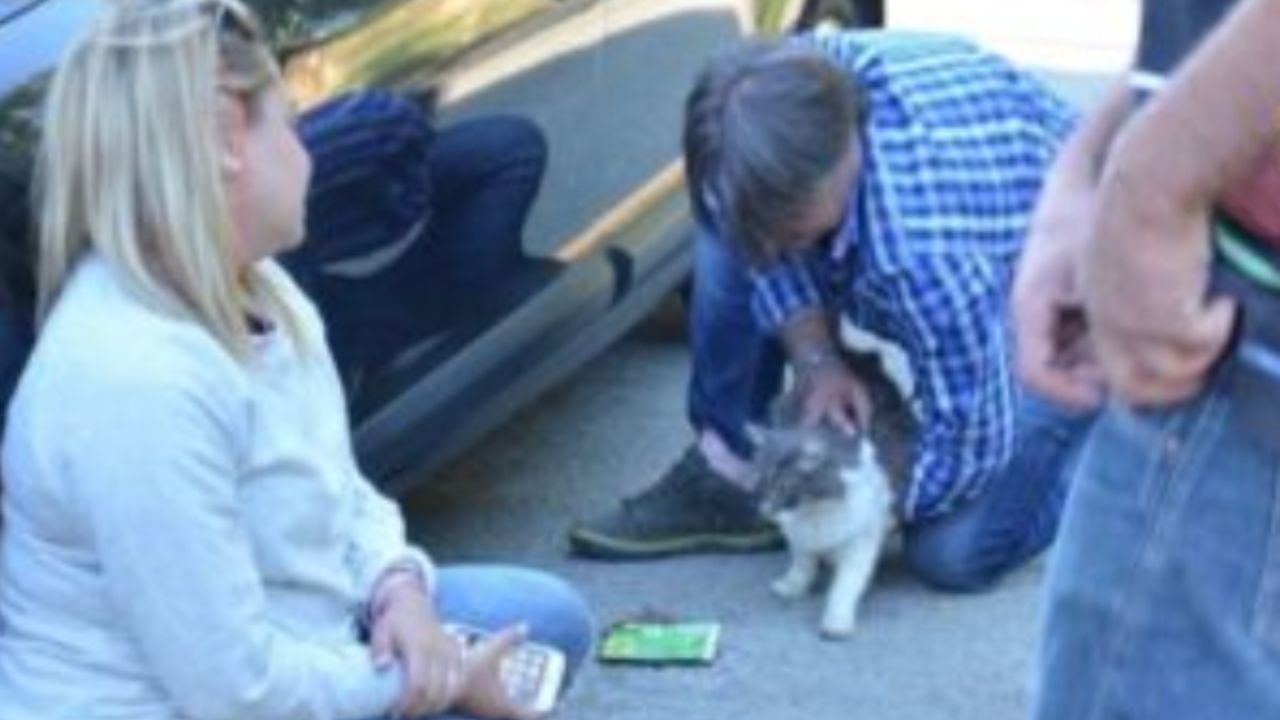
[689,229,1094,591]
[903,390,1093,592]
[686,226,787,460]
[1033,265,1280,718]
[381,565,595,720]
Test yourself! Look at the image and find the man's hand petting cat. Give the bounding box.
[796,358,872,433]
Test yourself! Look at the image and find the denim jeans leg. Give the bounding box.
[399,565,595,720]
[903,390,1097,592]
[426,116,548,286]
[1033,351,1280,720]
[687,226,785,460]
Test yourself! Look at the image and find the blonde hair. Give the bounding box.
[36,0,301,358]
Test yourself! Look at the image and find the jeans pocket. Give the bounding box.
[1093,369,1232,522]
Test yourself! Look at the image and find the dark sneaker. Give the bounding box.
[568,447,782,560]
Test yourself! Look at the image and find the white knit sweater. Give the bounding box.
[0,255,431,720]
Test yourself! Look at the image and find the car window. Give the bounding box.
[276,0,567,109]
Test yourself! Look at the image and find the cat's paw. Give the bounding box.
[819,616,856,640]
[771,575,810,599]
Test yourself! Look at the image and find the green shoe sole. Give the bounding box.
[567,526,784,560]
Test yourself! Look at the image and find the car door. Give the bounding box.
[582,0,809,292]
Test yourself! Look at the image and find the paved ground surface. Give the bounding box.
[400,5,1137,718]
[403,310,1046,720]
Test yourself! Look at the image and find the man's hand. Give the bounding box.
[780,311,871,432]
[796,356,872,433]
[1012,195,1104,408]
[1013,83,1131,409]
[456,625,544,720]
[369,579,466,718]
[1072,0,1280,406]
[1083,166,1237,406]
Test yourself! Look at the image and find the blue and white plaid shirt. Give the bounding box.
[751,32,1077,520]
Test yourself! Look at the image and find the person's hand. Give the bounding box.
[795,355,872,433]
[1083,168,1237,406]
[456,625,544,720]
[369,578,466,718]
[1012,181,1104,408]
[1013,84,1132,409]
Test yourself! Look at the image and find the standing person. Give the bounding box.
[1014,0,1280,716]
[570,31,1097,592]
[0,2,591,719]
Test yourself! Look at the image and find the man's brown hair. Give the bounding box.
[683,41,863,264]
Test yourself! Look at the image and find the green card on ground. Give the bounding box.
[598,621,721,665]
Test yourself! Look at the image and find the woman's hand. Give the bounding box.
[369,577,466,718]
[456,625,545,720]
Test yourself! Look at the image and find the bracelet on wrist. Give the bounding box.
[369,564,428,620]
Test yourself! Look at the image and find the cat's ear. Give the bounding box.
[858,440,877,466]
[801,434,826,456]
[822,425,865,466]
[798,435,828,472]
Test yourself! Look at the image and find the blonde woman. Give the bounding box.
[0,2,590,719]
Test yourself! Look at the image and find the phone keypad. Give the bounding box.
[502,648,549,705]
[445,624,557,708]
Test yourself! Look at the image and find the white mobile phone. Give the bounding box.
[444,623,566,714]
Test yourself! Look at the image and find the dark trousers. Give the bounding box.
[286,91,548,387]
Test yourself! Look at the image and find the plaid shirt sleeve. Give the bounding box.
[888,255,1017,521]
[749,250,832,331]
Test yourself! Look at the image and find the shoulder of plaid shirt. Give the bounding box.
[743,30,1080,521]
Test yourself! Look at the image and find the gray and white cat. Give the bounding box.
[753,349,917,639]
